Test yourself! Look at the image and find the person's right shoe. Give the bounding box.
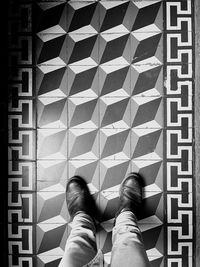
[66,176,95,220]
[115,172,143,218]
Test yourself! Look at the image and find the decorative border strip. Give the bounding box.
[165,0,194,266]
[8,1,34,266]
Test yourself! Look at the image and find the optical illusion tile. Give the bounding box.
[8,0,195,267]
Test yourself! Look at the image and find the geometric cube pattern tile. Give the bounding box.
[8,1,195,267]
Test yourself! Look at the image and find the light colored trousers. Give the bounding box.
[59,211,151,267]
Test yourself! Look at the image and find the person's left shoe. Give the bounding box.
[66,176,95,220]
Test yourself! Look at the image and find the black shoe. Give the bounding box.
[66,176,95,220]
[115,172,143,218]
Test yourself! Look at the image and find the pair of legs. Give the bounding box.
[59,173,151,267]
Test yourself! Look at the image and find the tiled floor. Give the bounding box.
[8,1,196,266]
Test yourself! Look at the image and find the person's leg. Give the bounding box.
[110,173,151,267]
[110,210,150,267]
[59,212,97,267]
[59,176,98,267]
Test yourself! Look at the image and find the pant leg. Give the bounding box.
[110,211,151,267]
[59,212,97,267]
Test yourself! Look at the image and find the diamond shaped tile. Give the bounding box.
[37,222,67,254]
[100,97,130,128]
[131,128,162,159]
[131,1,162,31]
[100,128,130,159]
[36,35,67,65]
[100,159,130,191]
[36,66,67,97]
[69,128,99,159]
[99,64,130,96]
[37,129,67,159]
[67,33,98,65]
[68,65,98,97]
[36,2,67,34]
[99,33,130,64]
[38,98,67,128]
[69,97,98,128]
[37,190,67,223]
[131,32,162,64]
[131,65,163,96]
[131,96,162,127]
[37,160,67,191]
[99,1,130,33]
[132,158,163,190]
[68,160,99,192]
[67,2,99,33]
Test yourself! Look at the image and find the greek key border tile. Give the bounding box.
[164,1,195,266]
[8,1,34,266]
